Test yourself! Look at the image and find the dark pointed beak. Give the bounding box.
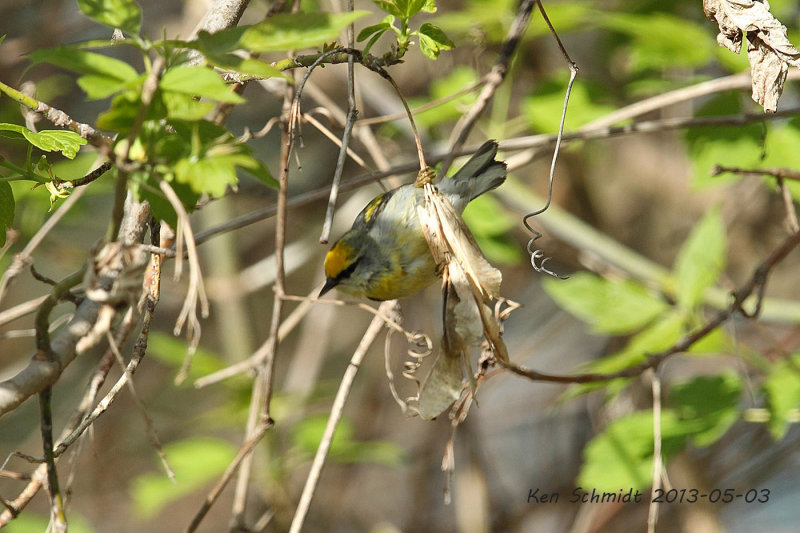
[319,277,339,297]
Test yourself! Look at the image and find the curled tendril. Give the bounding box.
[525,228,568,280]
[382,303,433,415]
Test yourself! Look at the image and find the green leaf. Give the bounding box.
[77,72,143,100]
[175,156,238,197]
[586,311,685,374]
[96,90,141,133]
[292,415,404,465]
[29,47,138,81]
[670,372,742,447]
[129,174,199,228]
[0,123,87,159]
[207,55,285,79]
[543,272,668,334]
[685,94,764,188]
[417,23,454,59]
[597,12,714,72]
[524,77,615,133]
[579,410,691,492]
[764,353,800,439]
[357,16,394,42]
[146,332,224,384]
[4,513,96,533]
[77,0,142,34]
[0,181,14,247]
[421,0,437,13]
[410,66,478,128]
[672,206,726,310]
[194,27,250,55]
[160,66,245,104]
[462,194,522,265]
[241,11,370,52]
[761,121,800,203]
[161,92,216,121]
[562,312,685,402]
[372,0,405,19]
[131,438,237,519]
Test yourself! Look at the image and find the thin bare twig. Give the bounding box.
[228,45,297,533]
[159,180,209,370]
[0,264,153,526]
[194,285,321,389]
[39,387,66,532]
[522,1,578,279]
[499,228,800,384]
[185,419,273,533]
[354,79,483,127]
[190,107,800,250]
[0,81,113,149]
[106,327,175,481]
[288,301,391,533]
[320,1,358,244]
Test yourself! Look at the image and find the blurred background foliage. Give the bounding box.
[1,0,800,532]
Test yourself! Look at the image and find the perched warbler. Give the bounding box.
[320,140,507,301]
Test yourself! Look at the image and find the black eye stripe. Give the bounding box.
[336,257,361,280]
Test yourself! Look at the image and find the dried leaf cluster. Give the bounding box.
[414,174,511,420]
[704,0,800,112]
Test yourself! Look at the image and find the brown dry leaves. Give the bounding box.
[415,179,510,420]
[704,0,800,112]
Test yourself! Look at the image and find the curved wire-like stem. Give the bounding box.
[522,1,579,280]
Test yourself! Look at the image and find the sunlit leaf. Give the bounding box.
[0,123,87,159]
[579,410,691,492]
[131,438,236,519]
[160,66,245,104]
[29,47,138,81]
[598,12,714,72]
[673,205,727,310]
[373,0,428,19]
[77,72,143,100]
[146,332,224,384]
[543,272,668,334]
[764,353,800,439]
[417,23,454,59]
[524,77,615,133]
[462,194,523,265]
[292,415,404,465]
[77,0,142,34]
[241,11,369,52]
[357,16,394,42]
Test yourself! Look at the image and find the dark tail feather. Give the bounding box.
[444,140,507,203]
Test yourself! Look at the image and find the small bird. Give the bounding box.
[320,140,507,301]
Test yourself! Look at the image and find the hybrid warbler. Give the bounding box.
[320,140,507,301]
